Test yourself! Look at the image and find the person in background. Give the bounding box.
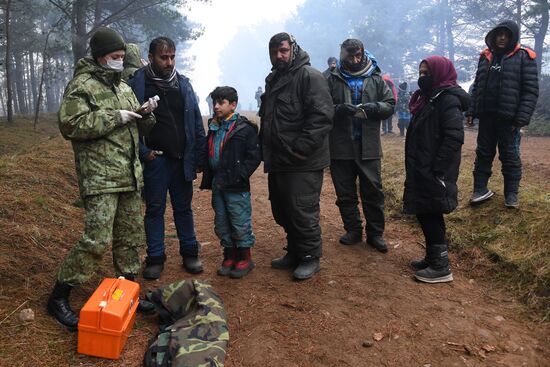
[255,86,263,109]
[259,32,333,280]
[466,20,538,209]
[396,81,411,137]
[129,36,207,280]
[404,56,469,283]
[48,27,157,330]
[206,93,214,116]
[381,73,397,134]
[200,86,261,278]
[122,43,146,81]
[322,56,337,79]
[327,38,395,252]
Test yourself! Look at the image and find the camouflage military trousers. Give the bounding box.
[58,191,144,285]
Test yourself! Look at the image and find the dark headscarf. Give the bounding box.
[409,55,457,115]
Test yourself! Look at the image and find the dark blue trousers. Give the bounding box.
[143,156,198,258]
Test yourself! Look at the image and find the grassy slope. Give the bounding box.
[381,134,550,321]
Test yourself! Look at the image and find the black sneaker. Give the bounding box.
[470,189,494,205]
[504,193,519,209]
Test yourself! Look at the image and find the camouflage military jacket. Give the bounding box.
[145,280,229,367]
[59,57,155,197]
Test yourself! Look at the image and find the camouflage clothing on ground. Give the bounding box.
[58,191,144,285]
[144,280,229,367]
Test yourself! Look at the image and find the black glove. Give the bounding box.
[359,102,379,116]
[335,103,359,116]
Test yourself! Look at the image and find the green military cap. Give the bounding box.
[90,27,126,59]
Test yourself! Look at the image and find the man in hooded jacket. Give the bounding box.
[466,20,538,208]
[327,39,395,252]
[259,32,334,280]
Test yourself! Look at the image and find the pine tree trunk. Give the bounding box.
[29,52,38,110]
[533,1,549,76]
[72,0,89,65]
[5,0,14,122]
[13,50,29,114]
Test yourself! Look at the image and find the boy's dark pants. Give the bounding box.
[268,171,323,259]
[473,115,522,194]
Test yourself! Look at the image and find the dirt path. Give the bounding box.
[126,131,549,367]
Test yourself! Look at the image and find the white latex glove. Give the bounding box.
[119,110,142,124]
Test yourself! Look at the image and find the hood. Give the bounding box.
[288,47,311,73]
[485,20,519,53]
[124,43,142,69]
[441,85,471,112]
[74,57,122,86]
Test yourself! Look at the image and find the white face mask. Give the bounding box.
[105,59,123,71]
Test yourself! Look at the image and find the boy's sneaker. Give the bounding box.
[217,246,236,276]
[505,193,519,209]
[230,248,254,278]
[469,189,494,205]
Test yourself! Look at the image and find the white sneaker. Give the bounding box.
[470,189,494,204]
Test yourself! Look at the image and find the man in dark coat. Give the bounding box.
[129,37,207,280]
[322,56,337,79]
[404,56,469,283]
[466,20,539,208]
[327,39,395,252]
[259,32,334,280]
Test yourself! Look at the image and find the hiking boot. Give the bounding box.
[293,256,320,280]
[271,252,299,270]
[143,254,166,280]
[504,192,519,209]
[230,248,255,279]
[367,235,388,253]
[217,246,237,276]
[409,258,429,271]
[182,256,204,274]
[339,232,362,245]
[415,243,453,283]
[469,189,494,205]
[121,274,156,314]
[47,281,79,331]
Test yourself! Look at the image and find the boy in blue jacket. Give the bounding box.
[200,86,261,278]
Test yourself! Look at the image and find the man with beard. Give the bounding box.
[259,32,334,280]
[327,39,395,252]
[322,56,337,79]
[466,20,538,209]
[129,37,206,279]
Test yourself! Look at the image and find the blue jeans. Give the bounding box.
[143,156,198,257]
[212,186,255,248]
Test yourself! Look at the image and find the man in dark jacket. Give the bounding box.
[259,32,334,280]
[129,37,207,280]
[466,20,539,208]
[322,56,337,79]
[327,39,395,252]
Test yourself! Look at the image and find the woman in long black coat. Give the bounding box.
[404,56,470,283]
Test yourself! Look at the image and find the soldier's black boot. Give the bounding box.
[123,274,156,315]
[143,254,166,280]
[367,235,388,253]
[409,258,429,271]
[47,281,79,331]
[339,231,362,245]
[293,256,320,280]
[415,243,453,283]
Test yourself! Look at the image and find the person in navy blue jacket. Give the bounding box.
[200,86,261,278]
[129,37,206,280]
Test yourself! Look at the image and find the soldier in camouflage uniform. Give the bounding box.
[47,27,158,331]
[122,43,145,81]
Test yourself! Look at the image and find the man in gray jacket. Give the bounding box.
[327,39,395,252]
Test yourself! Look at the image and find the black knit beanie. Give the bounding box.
[90,27,126,59]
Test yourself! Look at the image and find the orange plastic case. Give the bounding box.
[77,277,140,359]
